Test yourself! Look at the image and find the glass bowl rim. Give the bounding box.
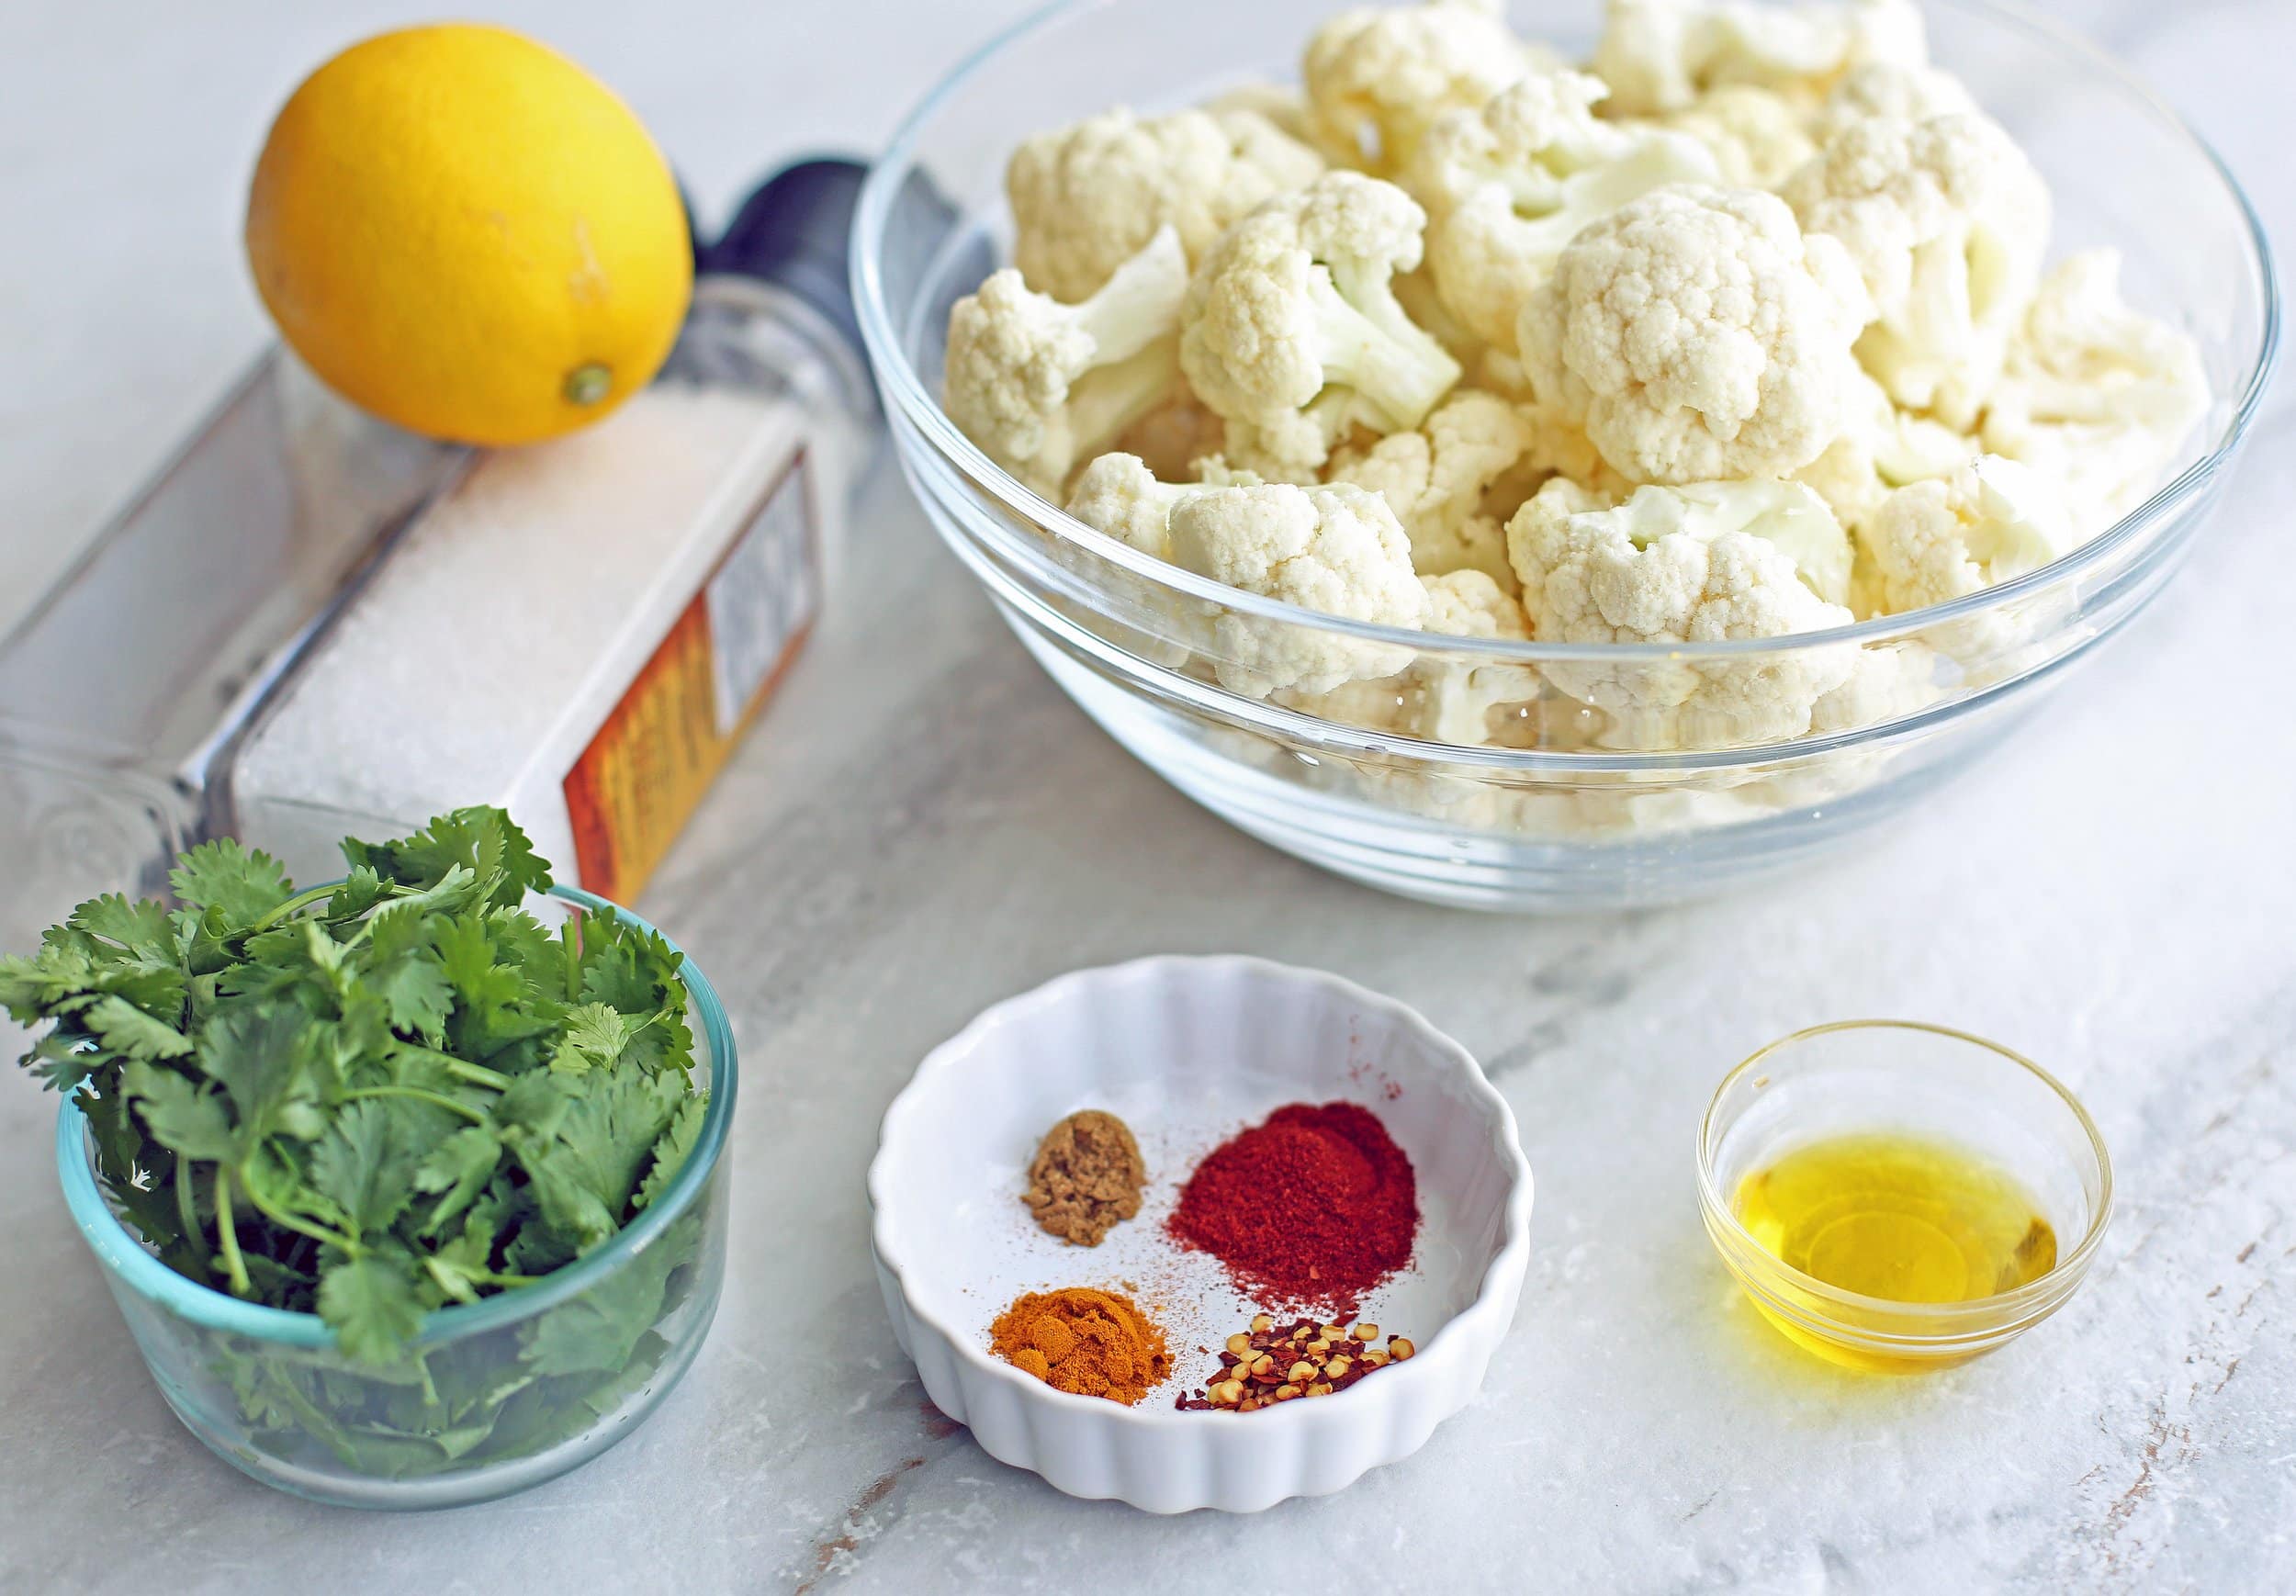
[1694,1017,2114,1329]
[851,0,2282,667]
[51,881,738,1353]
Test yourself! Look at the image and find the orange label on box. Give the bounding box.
[563,448,817,903]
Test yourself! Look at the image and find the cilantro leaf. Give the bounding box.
[634,1095,707,1211]
[328,865,389,921]
[547,1068,687,1219]
[72,894,178,960]
[23,1031,100,1095]
[549,1003,636,1074]
[308,1100,431,1235]
[482,908,566,1001]
[341,807,551,907]
[436,913,554,1061]
[573,913,680,1015]
[319,1253,427,1365]
[413,1126,501,1236]
[493,1072,571,1141]
[201,1006,317,1147]
[518,1218,685,1377]
[168,838,294,931]
[518,1147,621,1253]
[84,995,192,1061]
[1,928,185,1036]
[123,1060,236,1161]
[365,915,453,1042]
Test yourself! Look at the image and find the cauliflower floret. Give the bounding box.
[1303,0,1560,174]
[1506,476,1857,747]
[1811,60,1976,144]
[1414,569,1545,742]
[1060,453,1217,669]
[1180,172,1463,472]
[1199,82,1323,150]
[944,227,1189,494]
[1064,451,1201,556]
[1980,250,2210,534]
[1325,389,1538,585]
[1795,368,1978,534]
[1422,565,1529,636]
[1662,84,1818,188]
[1808,637,1941,733]
[1860,454,2075,614]
[1283,569,1540,743]
[1007,107,1324,303]
[1592,0,1928,117]
[1168,480,1430,695]
[1784,111,2051,430]
[1405,72,1721,352]
[1517,185,1870,485]
[1590,476,1856,601]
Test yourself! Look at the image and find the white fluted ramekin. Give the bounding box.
[867,956,1532,1513]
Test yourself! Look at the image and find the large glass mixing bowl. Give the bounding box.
[854,0,2278,910]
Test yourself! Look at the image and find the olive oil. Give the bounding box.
[1729,1131,2057,1370]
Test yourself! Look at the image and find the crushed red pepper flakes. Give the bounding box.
[1173,1314,1416,1412]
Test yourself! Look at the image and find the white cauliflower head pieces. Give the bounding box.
[1284,568,1540,744]
[1179,172,1463,471]
[1006,107,1324,303]
[1407,71,1722,352]
[944,226,1188,494]
[1663,84,1818,189]
[1861,453,2077,615]
[1167,479,1430,696]
[1413,570,1544,743]
[1785,109,2051,431]
[1795,368,1977,536]
[1981,250,2210,534]
[1064,451,1199,556]
[1067,458,1437,693]
[1324,388,1539,585]
[1592,0,1929,117]
[1304,0,1560,174]
[1506,476,1858,747]
[1518,184,1871,486]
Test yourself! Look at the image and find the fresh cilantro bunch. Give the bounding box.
[2,808,708,1367]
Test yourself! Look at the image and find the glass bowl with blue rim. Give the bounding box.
[53,883,737,1510]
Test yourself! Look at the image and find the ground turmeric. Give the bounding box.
[988,1287,1171,1405]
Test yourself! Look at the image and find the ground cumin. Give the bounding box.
[1021,1109,1146,1246]
[988,1287,1171,1405]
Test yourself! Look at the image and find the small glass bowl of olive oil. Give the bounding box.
[1696,1021,2112,1373]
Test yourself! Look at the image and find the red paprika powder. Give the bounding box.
[1168,1101,1418,1317]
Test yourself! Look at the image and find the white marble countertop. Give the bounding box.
[2,1,2291,1590]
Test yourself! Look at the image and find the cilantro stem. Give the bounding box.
[236,1161,361,1256]
[242,876,430,941]
[462,1265,543,1288]
[392,1044,512,1092]
[246,882,343,935]
[212,1168,253,1298]
[422,1257,544,1298]
[175,1158,212,1273]
[342,1085,488,1124]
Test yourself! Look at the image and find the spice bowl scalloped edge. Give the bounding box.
[866,955,1534,1513]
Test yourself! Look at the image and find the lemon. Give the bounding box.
[245,25,692,446]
